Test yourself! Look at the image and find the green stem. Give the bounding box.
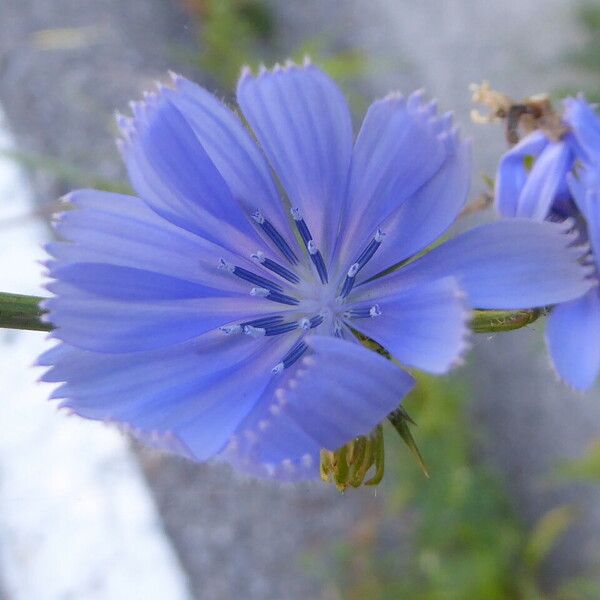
[0,292,544,335]
[470,308,542,333]
[0,292,52,332]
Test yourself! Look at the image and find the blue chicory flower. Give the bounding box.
[496,95,600,390]
[37,61,592,480]
[495,96,600,221]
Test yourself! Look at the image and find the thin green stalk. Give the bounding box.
[0,292,52,332]
[0,291,543,335]
[470,308,542,333]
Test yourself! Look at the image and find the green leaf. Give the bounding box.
[388,408,429,478]
[524,505,576,570]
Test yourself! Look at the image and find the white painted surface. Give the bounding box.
[0,108,192,599]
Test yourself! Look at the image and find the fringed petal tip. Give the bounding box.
[85,405,199,458]
[381,91,405,107]
[33,342,64,368]
[36,258,52,275]
[37,296,53,312]
[53,389,198,458]
[549,216,594,249]
[49,383,67,400]
[166,70,213,100]
[126,424,196,459]
[454,292,475,368]
[221,445,319,483]
[558,235,595,268]
[573,249,596,282]
[115,111,133,137]
[39,312,53,325]
[167,69,181,83]
[49,214,65,232]
[379,89,459,144]
[42,239,69,259]
[440,290,474,371]
[546,351,596,395]
[43,280,62,296]
[440,126,464,154]
[407,88,426,110]
[40,269,57,291]
[57,189,107,211]
[557,215,578,233]
[116,79,179,148]
[425,299,473,373]
[539,221,597,285]
[237,57,316,89]
[408,90,458,137]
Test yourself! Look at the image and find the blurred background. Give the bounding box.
[1,1,600,598]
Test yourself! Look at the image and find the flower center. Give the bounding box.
[218,209,385,373]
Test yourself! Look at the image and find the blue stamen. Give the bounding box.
[272,340,309,373]
[356,229,385,266]
[250,287,300,306]
[251,251,301,284]
[291,208,312,243]
[339,266,358,299]
[233,266,283,292]
[339,277,354,299]
[343,305,382,319]
[220,259,284,292]
[291,207,328,284]
[282,341,308,367]
[264,321,300,336]
[309,314,324,329]
[265,258,301,283]
[333,319,344,338]
[307,241,329,285]
[338,230,385,299]
[252,210,298,265]
[244,314,323,339]
[266,291,300,306]
[241,315,284,328]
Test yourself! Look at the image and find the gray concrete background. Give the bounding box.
[1,0,599,597]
